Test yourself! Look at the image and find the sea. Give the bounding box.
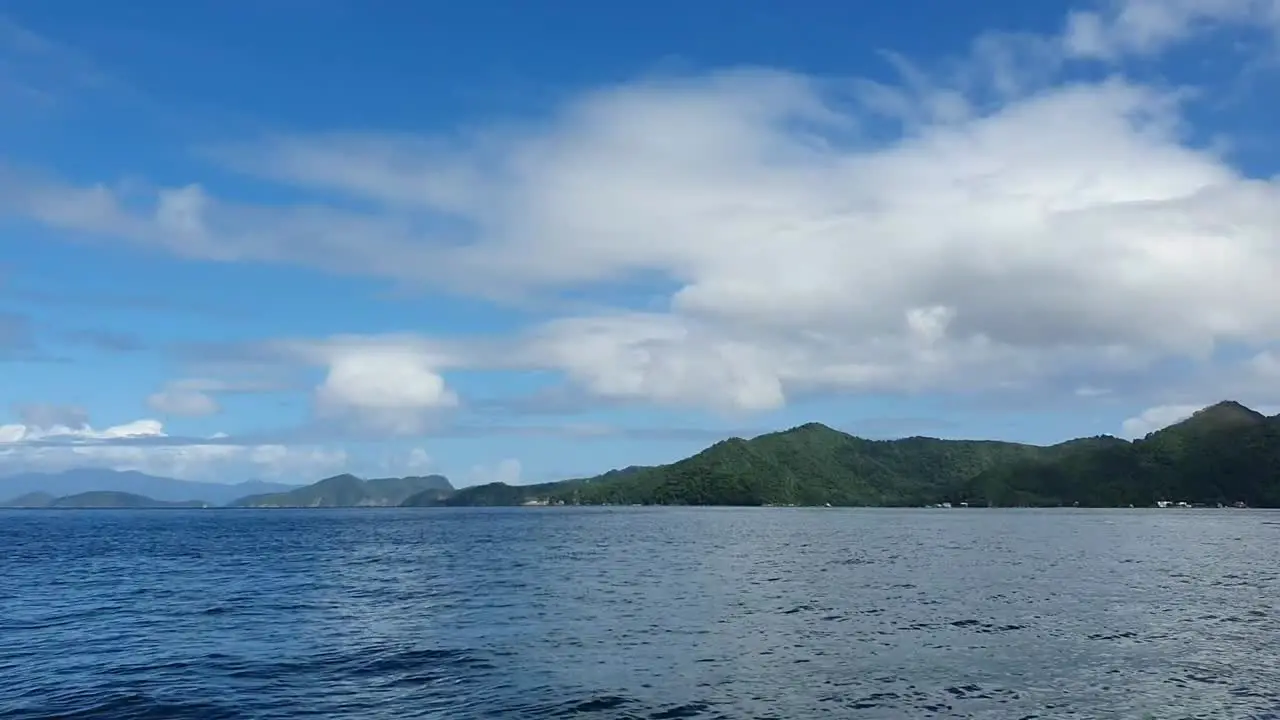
[2,507,1278,719]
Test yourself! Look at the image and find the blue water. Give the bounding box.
[2,507,1279,719]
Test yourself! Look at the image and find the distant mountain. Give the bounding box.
[1,491,56,508]
[0,469,300,506]
[231,479,309,498]
[419,401,1280,508]
[44,491,210,509]
[229,474,453,507]
[403,480,555,507]
[402,465,652,507]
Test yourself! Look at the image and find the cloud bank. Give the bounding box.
[0,408,346,482]
[4,0,1280,455]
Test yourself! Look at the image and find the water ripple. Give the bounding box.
[3,507,1280,718]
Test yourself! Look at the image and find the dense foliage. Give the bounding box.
[231,474,453,507]
[416,402,1280,508]
[961,402,1280,507]
[546,426,1063,506]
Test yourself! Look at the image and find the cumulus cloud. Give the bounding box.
[5,11,1280,415]
[246,336,461,433]
[517,313,787,412]
[0,412,346,481]
[314,348,457,431]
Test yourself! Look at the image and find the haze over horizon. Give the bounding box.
[3,0,1280,484]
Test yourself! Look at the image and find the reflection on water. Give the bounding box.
[2,507,1279,718]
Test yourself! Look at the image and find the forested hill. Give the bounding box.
[408,421,1106,507]
[230,474,453,507]
[958,401,1280,507]
[414,401,1280,508]
[547,423,1099,507]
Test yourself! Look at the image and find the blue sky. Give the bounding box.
[2,0,1279,485]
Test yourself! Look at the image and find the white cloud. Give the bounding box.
[1120,403,1207,437]
[0,416,163,443]
[1121,399,1280,437]
[1064,0,1280,60]
[6,15,1280,415]
[518,313,786,412]
[155,341,459,434]
[467,458,522,486]
[0,415,347,482]
[306,340,458,434]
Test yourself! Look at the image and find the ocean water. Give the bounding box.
[2,508,1279,719]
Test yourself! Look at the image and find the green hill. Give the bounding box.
[46,491,209,508]
[412,423,1113,507]
[415,401,1280,508]
[960,401,1280,507]
[402,479,570,507]
[229,473,453,507]
[557,424,1126,506]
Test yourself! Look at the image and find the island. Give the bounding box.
[402,400,1280,508]
[5,400,1275,510]
[1,491,211,509]
[227,474,453,508]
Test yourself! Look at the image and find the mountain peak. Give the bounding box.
[1192,400,1263,421]
[316,473,362,485]
[775,421,842,437]
[1161,400,1265,436]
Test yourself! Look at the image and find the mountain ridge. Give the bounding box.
[8,401,1274,510]
[407,400,1280,508]
[1,491,211,509]
[0,469,300,506]
[228,473,453,507]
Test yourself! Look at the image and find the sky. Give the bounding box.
[1,0,1279,486]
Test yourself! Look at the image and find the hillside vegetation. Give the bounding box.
[8,402,1272,510]
[229,474,453,507]
[960,402,1280,507]
[408,401,1280,508]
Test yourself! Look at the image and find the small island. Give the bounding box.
[3,491,211,509]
